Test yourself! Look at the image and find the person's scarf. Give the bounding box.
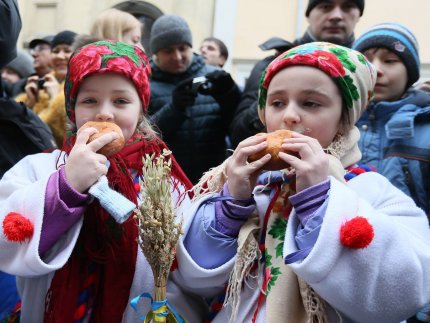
[43,130,192,323]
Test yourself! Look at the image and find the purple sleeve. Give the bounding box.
[39,167,89,255]
[184,182,255,268]
[184,198,239,269]
[214,183,256,237]
[289,179,330,226]
[284,179,330,264]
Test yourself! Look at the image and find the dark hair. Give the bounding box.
[51,30,77,49]
[203,37,229,60]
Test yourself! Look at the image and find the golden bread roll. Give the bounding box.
[80,121,125,156]
[248,129,296,170]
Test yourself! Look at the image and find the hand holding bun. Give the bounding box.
[248,129,297,170]
[80,121,125,156]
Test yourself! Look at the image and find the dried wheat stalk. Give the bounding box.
[134,149,183,305]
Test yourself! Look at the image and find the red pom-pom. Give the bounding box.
[2,212,34,242]
[340,216,374,249]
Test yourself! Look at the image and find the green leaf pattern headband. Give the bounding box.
[258,42,376,128]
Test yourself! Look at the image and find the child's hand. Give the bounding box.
[65,126,120,193]
[227,134,271,199]
[279,132,329,192]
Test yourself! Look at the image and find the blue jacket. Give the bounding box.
[357,89,430,214]
[148,54,238,183]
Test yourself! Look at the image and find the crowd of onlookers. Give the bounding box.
[0,0,430,322]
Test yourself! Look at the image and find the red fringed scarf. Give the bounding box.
[44,131,192,323]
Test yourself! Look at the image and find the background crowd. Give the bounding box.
[0,0,430,322]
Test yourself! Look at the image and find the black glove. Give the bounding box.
[199,70,236,96]
[200,70,240,109]
[172,77,198,111]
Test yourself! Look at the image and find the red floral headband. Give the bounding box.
[65,40,151,123]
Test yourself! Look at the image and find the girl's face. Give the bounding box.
[51,44,73,80]
[75,73,142,141]
[362,47,408,102]
[122,25,143,49]
[265,65,343,148]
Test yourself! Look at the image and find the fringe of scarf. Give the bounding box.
[224,217,260,323]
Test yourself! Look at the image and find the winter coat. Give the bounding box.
[0,89,55,178]
[357,89,430,214]
[178,172,430,322]
[15,81,66,147]
[0,151,208,323]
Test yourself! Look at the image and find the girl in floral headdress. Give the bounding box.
[0,40,207,322]
[175,42,430,322]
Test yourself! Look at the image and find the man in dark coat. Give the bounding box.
[230,0,364,148]
[147,14,241,183]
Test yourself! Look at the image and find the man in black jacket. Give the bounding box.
[230,0,364,148]
[147,14,241,183]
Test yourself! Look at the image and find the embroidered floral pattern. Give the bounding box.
[262,182,293,296]
[258,42,377,118]
[65,40,151,123]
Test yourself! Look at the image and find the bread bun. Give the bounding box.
[248,129,296,170]
[80,121,125,156]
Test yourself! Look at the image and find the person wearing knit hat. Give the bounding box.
[148,14,241,183]
[353,22,419,90]
[150,14,192,56]
[230,0,365,149]
[306,0,364,17]
[1,49,35,97]
[178,42,430,323]
[0,40,211,322]
[354,22,430,214]
[354,24,430,321]
[2,49,35,84]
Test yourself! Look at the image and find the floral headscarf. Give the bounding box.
[65,40,151,124]
[258,42,376,130]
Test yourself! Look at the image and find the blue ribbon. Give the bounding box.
[130,292,184,323]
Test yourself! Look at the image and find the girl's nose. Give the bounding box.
[96,103,114,121]
[282,103,301,125]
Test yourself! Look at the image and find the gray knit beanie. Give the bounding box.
[353,23,420,89]
[150,15,192,53]
[6,49,35,78]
